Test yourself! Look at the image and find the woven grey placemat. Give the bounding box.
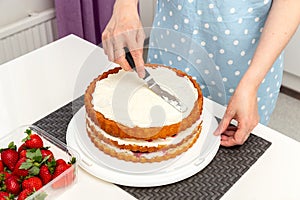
[34,96,271,200]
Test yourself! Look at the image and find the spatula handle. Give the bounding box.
[124,48,150,79]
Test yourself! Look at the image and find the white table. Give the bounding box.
[0,35,299,200]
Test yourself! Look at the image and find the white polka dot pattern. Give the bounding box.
[147,0,282,125]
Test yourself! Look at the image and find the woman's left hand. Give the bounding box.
[214,83,260,147]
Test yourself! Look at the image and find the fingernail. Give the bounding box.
[139,69,145,78]
[213,127,220,136]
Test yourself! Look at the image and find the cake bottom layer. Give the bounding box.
[86,122,202,163]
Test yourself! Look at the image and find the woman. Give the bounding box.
[102,0,300,147]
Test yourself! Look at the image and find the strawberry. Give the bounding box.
[52,157,76,189]
[22,129,43,149]
[12,157,28,177]
[4,175,21,195]
[41,149,54,162]
[0,191,13,200]
[52,164,70,179]
[1,171,12,179]
[14,148,52,178]
[18,149,27,159]
[55,159,66,166]
[39,164,52,185]
[0,160,4,172]
[0,191,9,197]
[0,142,19,171]
[17,189,32,200]
[22,177,43,191]
[17,143,27,154]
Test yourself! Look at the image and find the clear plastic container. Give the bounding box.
[0,125,79,200]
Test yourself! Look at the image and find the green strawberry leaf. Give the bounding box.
[0,173,5,181]
[26,149,43,162]
[46,159,57,174]
[8,141,16,150]
[27,148,36,153]
[0,183,7,191]
[0,142,16,152]
[20,161,33,170]
[41,155,50,165]
[26,151,35,160]
[34,149,43,162]
[22,129,32,142]
[29,166,40,176]
[8,193,15,199]
[68,157,77,165]
[25,129,32,135]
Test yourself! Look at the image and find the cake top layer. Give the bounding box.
[92,66,198,128]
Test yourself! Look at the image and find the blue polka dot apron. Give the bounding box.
[147,0,283,125]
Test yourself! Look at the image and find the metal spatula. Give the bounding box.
[125,50,187,113]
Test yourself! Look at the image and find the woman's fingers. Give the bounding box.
[130,49,145,77]
[102,28,145,74]
[101,1,145,73]
[102,31,114,62]
[214,106,235,136]
[127,29,145,78]
[221,123,250,147]
[115,54,132,71]
[102,32,136,72]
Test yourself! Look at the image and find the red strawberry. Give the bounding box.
[17,143,27,154]
[39,164,52,185]
[22,129,43,149]
[55,159,66,166]
[52,163,70,179]
[1,171,12,179]
[18,149,27,159]
[0,160,4,172]
[0,142,19,171]
[41,149,54,161]
[17,189,32,200]
[52,164,74,189]
[0,191,9,197]
[12,157,28,177]
[4,175,21,195]
[0,191,13,200]
[52,157,76,188]
[22,177,43,191]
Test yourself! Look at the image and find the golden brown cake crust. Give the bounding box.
[84,64,203,140]
[86,122,202,163]
[86,116,202,153]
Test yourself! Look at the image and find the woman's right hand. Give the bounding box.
[102,0,146,78]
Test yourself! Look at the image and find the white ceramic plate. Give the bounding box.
[66,107,220,187]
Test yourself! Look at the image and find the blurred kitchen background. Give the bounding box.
[0,0,299,141]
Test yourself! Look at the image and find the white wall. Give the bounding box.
[0,0,54,28]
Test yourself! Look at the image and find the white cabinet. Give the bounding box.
[282,28,300,92]
[139,0,156,38]
[140,0,156,28]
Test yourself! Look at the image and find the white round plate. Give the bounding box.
[66,107,220,187]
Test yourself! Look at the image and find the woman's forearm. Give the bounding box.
[113,0,139,13]
[239,0,300,91]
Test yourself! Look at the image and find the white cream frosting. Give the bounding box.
[86,115,202,148]
[92,67,198,128]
